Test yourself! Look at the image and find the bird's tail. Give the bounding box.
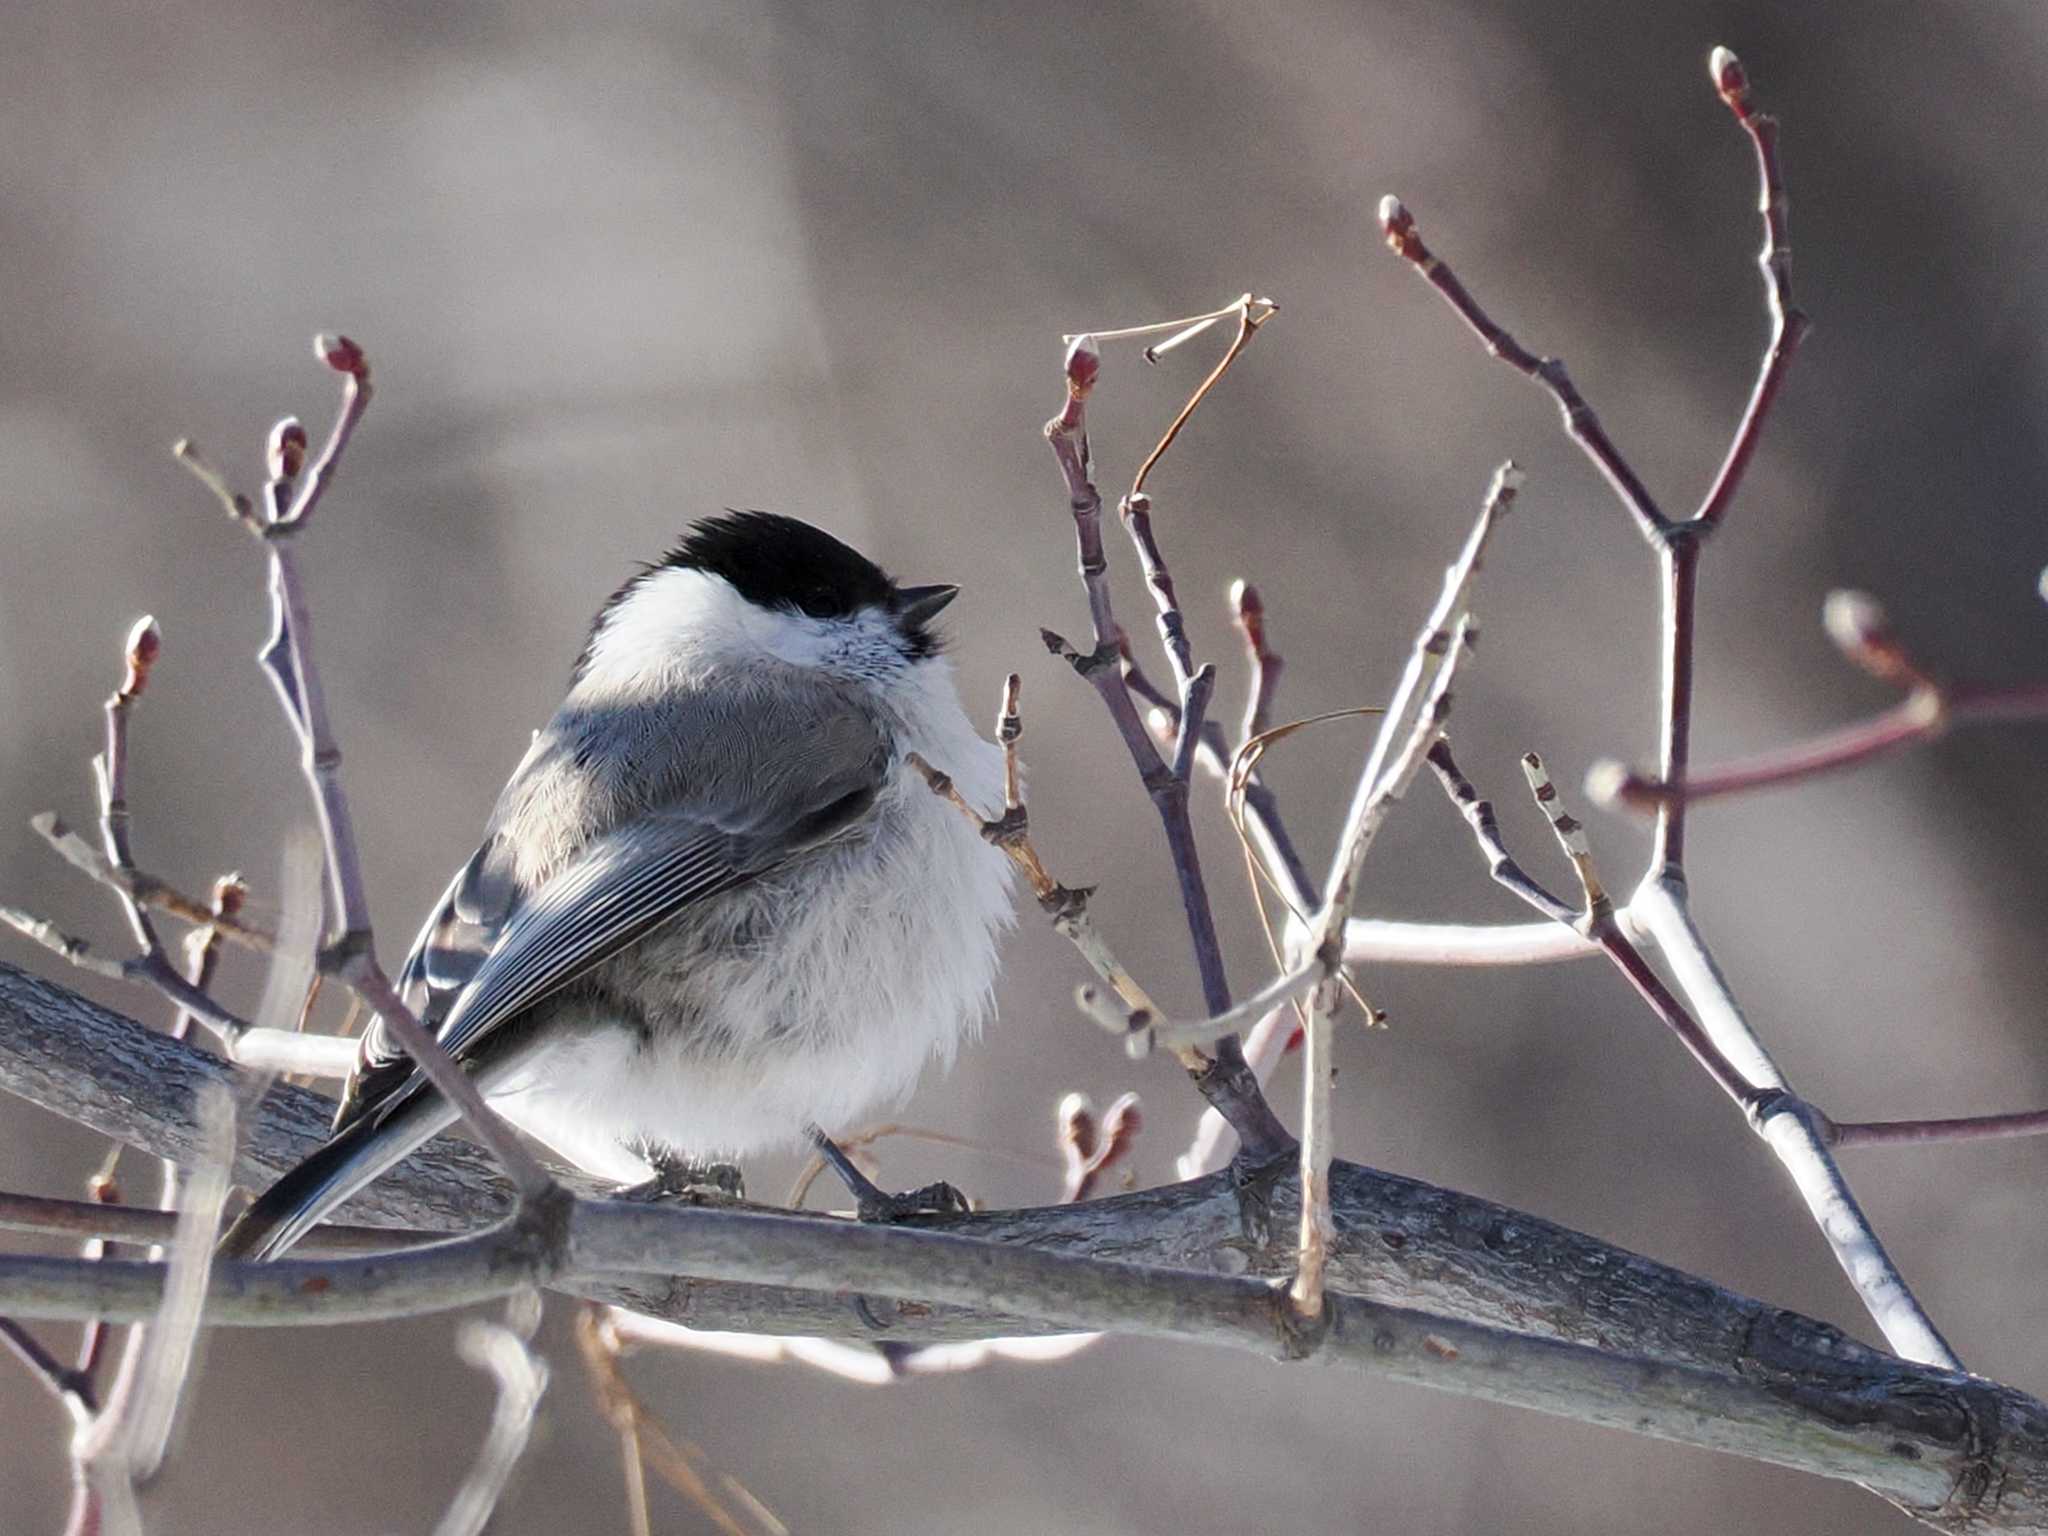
[217,1090,458,1262]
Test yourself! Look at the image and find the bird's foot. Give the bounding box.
[806,1124,970,1222]
[854,1179,970,1224]
[615,1150,745,1205]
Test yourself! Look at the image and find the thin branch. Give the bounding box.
[1590,592,2048,808]
[0,902,363,1078]
[1039,336,1288,1157]
[906,692,1161,1024]
[434,1293,549,1536]
[1631,879,1960,1369]
[1425,740,1576,924]
[175,339,553,1203]
[1694,46,1812,530]
[0,1190,440,1256]
[1103,957,1320,1056]
[1381,48,1959,1370]
[1,1317,96,1421]
[578,1309,781,1536]
[1826,1109,2048,1150]
[30,815,274,953]
[1176,1004,1294,1180]
[1342,919,1598,965]
[1282,463,1520,1318]
[1378,199,1667,542]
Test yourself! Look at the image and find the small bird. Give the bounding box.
[221,512,1014,1260]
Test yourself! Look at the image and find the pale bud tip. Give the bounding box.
[2036,565,2048,605]
[315,333,368,377]
[266,417,308,480]
[1709,47,1748,104]
[125,614,161,663]
[1582,759,1629,806]
[1822,589,1890,654]
[1377,194,1407,230]
[1063,333,1101,397]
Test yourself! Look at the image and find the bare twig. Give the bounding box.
[1629,881,1962,1368]
[434,1292,549,1536]
[1,1317,96,1422]
[67,1081,235,1534]
[1379,200,1666,543]
[175,337,553,1204]
[1042,325,1290,1161]
[1695,46,1812,531]
[1378,50,1960,1370]
[30,816,274,953]
[1826,1109,2048,1150]
[1284,463,1519,1319]
[579,1308,782,1536]
[1589,591,2048,808]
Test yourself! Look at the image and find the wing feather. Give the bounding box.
[336,688,889,1133]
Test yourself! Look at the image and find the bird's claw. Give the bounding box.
[854,1178,970,1223]
[616,1153,746,1204]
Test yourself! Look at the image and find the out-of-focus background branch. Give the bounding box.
[5,2,2048,1531]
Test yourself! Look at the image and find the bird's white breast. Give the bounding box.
[483,654,1014,1180]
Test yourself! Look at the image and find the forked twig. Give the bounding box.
[1589,590,2048,808]
[1379,48,1959,1369]
[1042,311,1291,1161]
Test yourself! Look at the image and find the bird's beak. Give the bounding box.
[893,584,960,627]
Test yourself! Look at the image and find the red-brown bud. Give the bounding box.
[315,332,368,378]
[1822,589,1919,684]
[120,615,162,700]
[1056,1090,1098,1165]
[1379,195,1424,262]
[1063,334,1101,400]
[267,417,308,481]
[1709,47,1750,116]
[211,872,249,918]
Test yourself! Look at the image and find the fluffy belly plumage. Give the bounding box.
[479,770,1012,1184]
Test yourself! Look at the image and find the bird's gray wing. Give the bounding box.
[336,704,889,1133]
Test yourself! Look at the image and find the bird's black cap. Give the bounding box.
[578,512,947,680]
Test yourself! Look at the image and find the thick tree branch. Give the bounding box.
[9,965,2045,1528]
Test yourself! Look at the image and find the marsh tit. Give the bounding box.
[221,512,1015,1260]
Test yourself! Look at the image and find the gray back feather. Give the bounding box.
[335,663,891,1132]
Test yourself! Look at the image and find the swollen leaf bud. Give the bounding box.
[121,614,162,700]
[1709,47,1750,115]
[267,416,307,481]
[1056,1091,1098,1164]
[1063,333,1101,400]
[314,332,368,378]
[1379,195,1425,262]
[1821,588,1922,685]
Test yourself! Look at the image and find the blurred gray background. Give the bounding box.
[5,1,2048,1531]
